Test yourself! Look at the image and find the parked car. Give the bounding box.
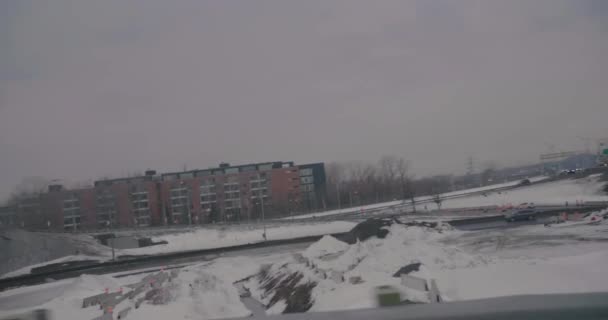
[505,208,537,222]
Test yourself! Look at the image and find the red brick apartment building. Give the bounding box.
[13,161,326,231]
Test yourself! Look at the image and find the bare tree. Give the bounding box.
[395,158,417,213]
[395,158,409,198]
[325,162,346,208]
[5,177,51,205]
[433,193,443,210]
[379,155,398,198]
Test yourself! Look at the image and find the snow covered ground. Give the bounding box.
[2,211,607,319]
[439,174,607,209]
[2,174,603,279]
[0,253,291,320]
[285,176,549,220]
[118,221,356,256]
[0,229,111,278]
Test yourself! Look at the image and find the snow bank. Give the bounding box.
[302,235,349,259]
[0,255,280,320]
[245,216,608,314]
[0,274,125,320]
[121,221,356,255]
[245,222,484,313]
[4,214,608,318]
[436,250,608,300]
[441,175,607,209]
[285,176,549,220]
[130,268,250,320]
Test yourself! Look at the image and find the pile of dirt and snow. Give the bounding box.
[242,219,478,313]
[340,218,451,244]
[0,257,263,320]
[302,235,349,260]
[253,264,317,314]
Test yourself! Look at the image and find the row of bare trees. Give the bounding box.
[324,155,455,211]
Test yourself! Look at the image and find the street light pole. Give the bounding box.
[260,193,266,241]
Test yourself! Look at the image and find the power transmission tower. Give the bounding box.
[467,156,474,176]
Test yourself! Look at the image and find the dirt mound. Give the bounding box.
[392,263,421,277]
[257,265,317,313]
[341,218,448,244]
[341,218,394,244]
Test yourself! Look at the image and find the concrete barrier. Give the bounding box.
[400,274,427,292]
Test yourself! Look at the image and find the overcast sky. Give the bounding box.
[1,0,608,200]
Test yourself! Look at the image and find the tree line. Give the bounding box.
[322,155,499,211]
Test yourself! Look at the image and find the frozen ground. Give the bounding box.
[438,174,607,209]
[0,222,356,278]
[286,176,550,220]
[0,252,291,320]
[2,173,603,278]
[2,212,607,319]
[118,221,356,256]
[0,229,110,277]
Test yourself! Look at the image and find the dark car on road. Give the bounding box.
[504,208,537,222]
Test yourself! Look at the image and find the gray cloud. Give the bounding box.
[1,0,608,200]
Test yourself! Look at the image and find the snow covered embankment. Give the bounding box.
[119,221,356,256]
[241,220,485,313]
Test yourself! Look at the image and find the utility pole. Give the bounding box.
[110,237,115,261]
[260,193,266,241]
